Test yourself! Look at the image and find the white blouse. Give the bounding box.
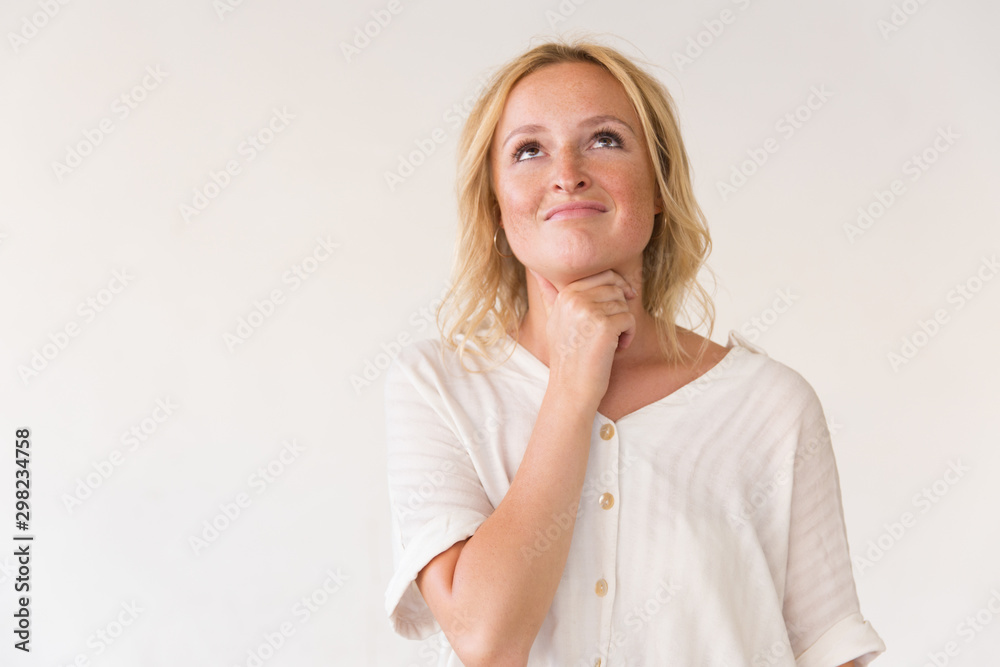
[383,329,886,666]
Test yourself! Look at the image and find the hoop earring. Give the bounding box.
[493,226,513,258]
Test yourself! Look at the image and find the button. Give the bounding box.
[595,578,607,596]
[600,423,615,440]
[599,492,614,510]
[595,659,602,667]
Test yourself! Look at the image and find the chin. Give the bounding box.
[546,242,605,267]
[550,260,620,283]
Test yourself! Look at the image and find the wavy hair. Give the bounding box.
[436,34,716,372]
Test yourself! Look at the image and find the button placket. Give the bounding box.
[599,492,614,509]
[593,418,620,665]
[597,419,616,519]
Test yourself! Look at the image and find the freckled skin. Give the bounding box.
[488,60,731,429]
[489,61,662,289]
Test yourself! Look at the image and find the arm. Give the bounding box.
[415,385,595,665]
[410,268,636,665]
[780,383,885,665]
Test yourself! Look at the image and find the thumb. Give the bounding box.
[527,268,559,317]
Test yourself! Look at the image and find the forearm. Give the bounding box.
[449,385,596,663]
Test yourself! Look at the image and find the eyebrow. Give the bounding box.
[500,115,636,148]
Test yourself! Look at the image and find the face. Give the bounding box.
[489,61,663,287]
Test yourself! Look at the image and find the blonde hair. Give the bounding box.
[436,34,716,372]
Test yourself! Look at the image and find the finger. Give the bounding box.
[620,273,639,300]
[619,268,642,300]
[612,312,636,351]
[599,298,631,317]
[625,278,639,300]
[586,285,635,304]
[617,329,634,351]
[567,269,637,300]
[528,268,559,317]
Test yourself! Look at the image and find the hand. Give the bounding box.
[528,267,638,408]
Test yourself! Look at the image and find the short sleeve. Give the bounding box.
[782,388,886,667]
[383,349,495,640]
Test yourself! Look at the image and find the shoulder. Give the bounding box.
[722,329,826,420]
[391,336,443,369]
[385,334,509,392]
[383,338,456,415]
[385,337,446,387]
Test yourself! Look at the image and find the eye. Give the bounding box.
[593,127,626,149]
[509,127,627,163]
[510,139,541,162]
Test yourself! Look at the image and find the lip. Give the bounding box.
[544,201,608,221]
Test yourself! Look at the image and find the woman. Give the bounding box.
[384,36,886,667]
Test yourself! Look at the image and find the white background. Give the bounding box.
[1,0,998,665]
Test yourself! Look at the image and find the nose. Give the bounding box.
[551,148,590,193]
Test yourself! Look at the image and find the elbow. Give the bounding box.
[454,630,531,667]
